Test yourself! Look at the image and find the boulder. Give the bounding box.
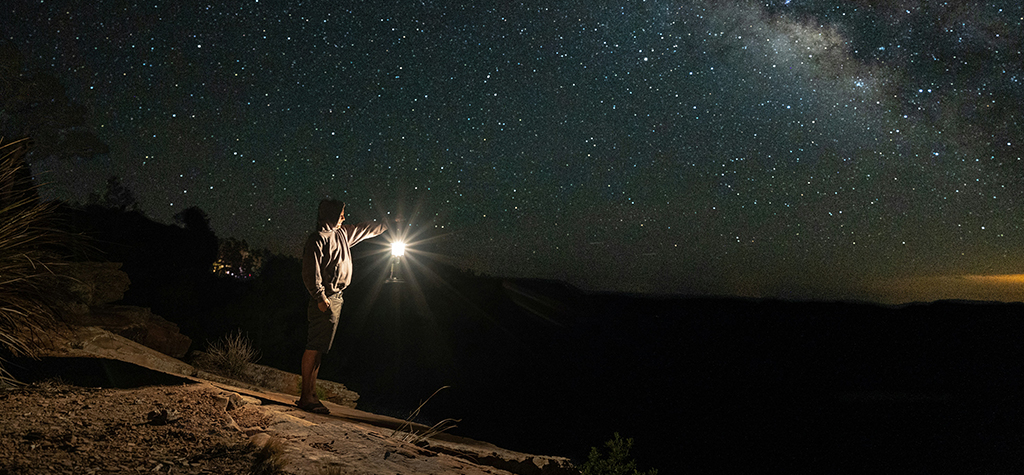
[39,326,196,377]
[57,262,191,358]
[242,364,359,408]
[191,355,359,408]
[63,262,131,308]
[69,306,192,358]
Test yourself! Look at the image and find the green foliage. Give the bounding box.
[196,330,261,381]
[581,433,659,475]
[0,139,74,385]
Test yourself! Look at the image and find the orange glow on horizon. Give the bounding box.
[962,274,1024,285]
[867,273,1024,304]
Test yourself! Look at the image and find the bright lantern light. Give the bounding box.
[391,241,406,257]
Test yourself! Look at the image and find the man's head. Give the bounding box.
[317,199,346,229]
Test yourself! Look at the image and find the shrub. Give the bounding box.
[249,437,288,475]
[0,139,74,385]
[581,432,659,475]
[196,330,260,380]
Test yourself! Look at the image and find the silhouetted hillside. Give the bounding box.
[327,254,1024,474]
[59,205,1024,473]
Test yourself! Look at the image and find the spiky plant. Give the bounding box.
[389,386,461,445]
[249,437,288,475]
[0,139,73,385]
[196,330,261,381]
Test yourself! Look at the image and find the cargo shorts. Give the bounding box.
[306,293,343,353]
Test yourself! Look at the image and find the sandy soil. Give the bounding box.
[0,381,258,474]
[1,323,576,475]
[0,378,574,475]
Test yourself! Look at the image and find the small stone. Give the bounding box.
[24,430,44,441]
[146,409,181,425]
[226,393,246,410]
[212,396,230,411]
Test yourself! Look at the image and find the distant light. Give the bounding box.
[391,242,406,257]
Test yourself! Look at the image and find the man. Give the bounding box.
[297,199,387,414]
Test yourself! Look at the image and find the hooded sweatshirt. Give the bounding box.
[302,201,386,303]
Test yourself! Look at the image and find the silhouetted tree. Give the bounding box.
[172,206,219,275]
[87,175,139,211]
[173,206,210,232]
[213,237,265,279]
[0,40,108,163]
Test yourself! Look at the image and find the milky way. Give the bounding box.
[5,0,1023,302]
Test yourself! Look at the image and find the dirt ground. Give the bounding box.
[0,324,576,475]
[0,380,262,475]
[0,377,577,475]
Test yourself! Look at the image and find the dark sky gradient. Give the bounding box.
[5,1,1024,303]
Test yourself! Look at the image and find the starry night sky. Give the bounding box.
[5,0,1024,303]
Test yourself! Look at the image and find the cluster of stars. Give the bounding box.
[5,0,1023,301]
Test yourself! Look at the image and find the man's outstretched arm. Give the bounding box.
[342,221,387,246]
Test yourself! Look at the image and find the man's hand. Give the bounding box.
[317,298,330,312]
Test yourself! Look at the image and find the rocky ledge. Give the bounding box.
[27,325,576,475]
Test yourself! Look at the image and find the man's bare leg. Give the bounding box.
[299,349,322,405]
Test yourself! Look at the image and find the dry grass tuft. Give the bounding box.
[195,330,261,381]
[389,386,461,445]
[0,139,75,385]
[249,436,288,475]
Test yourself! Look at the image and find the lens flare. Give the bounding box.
[391,241,406,257]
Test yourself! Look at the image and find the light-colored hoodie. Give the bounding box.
[302,200,386,303]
